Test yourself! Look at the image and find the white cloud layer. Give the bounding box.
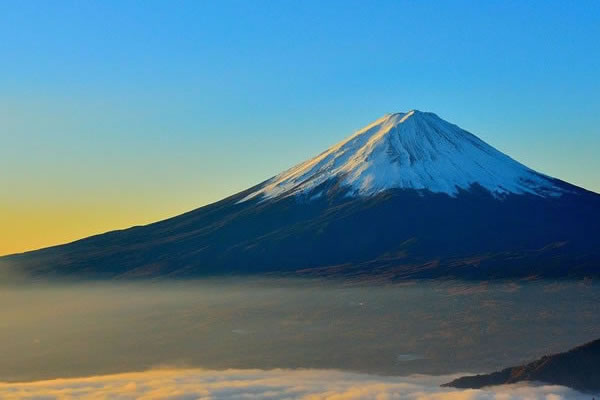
[0,368,593,400]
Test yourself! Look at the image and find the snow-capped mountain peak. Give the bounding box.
[242,110,563,202]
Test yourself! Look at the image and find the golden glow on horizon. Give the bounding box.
[0,367,584,399]
[0,201,200,256]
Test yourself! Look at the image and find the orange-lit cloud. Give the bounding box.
[0,368,591,400]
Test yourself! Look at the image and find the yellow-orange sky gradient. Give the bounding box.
[1,201,193,256]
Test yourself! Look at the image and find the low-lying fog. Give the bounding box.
[2,278,599,384]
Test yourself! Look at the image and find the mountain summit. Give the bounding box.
[2,111,599,280]
[244,111,562,202]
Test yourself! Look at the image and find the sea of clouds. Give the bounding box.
[0,368,592,400]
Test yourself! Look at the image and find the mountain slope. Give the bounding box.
[2,111,599,280]
[243,111,563,201]
[443,338,600,392]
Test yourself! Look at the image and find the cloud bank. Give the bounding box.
[0,368,593,400]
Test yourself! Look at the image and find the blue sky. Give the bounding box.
[1,0,599,253]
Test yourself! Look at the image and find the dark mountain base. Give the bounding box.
[2,183,599,280]
[443,338,600,392]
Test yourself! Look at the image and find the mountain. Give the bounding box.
[243,111,563,201]
[443,338,600,392]
[2,110,599,280]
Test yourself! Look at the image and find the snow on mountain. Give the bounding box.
[242,110,564,202]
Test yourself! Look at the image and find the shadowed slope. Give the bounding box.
[444,338,600,392]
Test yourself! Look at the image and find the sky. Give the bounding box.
[1,0,599,255]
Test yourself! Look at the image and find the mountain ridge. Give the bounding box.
[443,338,600,392]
